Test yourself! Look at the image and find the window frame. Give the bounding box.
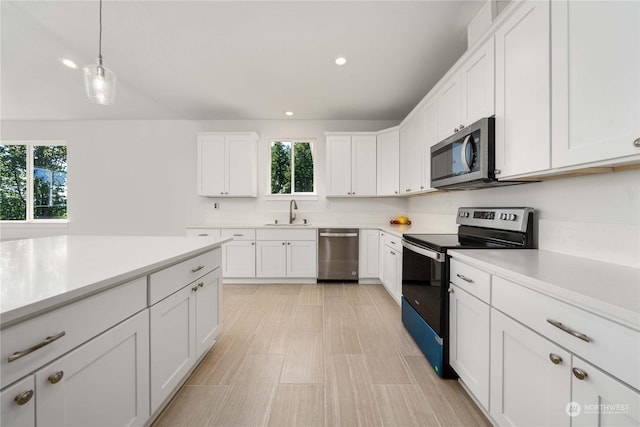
[266,138,318,199]
[1,140,69,225]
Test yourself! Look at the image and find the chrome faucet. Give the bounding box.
[289,199,298,224]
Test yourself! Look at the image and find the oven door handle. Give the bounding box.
[401,240,445,262]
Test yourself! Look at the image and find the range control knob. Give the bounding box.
[509,214,517,221]
[499,213,506,220]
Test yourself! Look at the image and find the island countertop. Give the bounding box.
[0,235,231,327]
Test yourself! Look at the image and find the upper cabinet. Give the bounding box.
[494,0,551,179]
[326,133,377,197]
[551,0,640,168]
[376,128,400,196]
[399,117,422,194]
[197,132,258,197]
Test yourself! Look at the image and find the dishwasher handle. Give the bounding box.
[319,232,358,237]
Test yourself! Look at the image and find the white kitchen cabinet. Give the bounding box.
[378,231,386,284]
[35,310,149,427]
[551,0,640,168]
[449,284,490,410]
[571,357,640,427]
[417,96,439,192]
[490,309,571,427]
[358,229,379,279]
[186,228,221,238]
[1,376,35,427]
[326,133,377,196]
[382,234,402,303]
[197,132,258,197]
[255,229,317,279]
[376,128,400,196]
[460,37,495,127]
[222,240,256,278]
[494,0,551,178]
[399,117,422,194]
[195,269,221,358]
[437,73,462,141]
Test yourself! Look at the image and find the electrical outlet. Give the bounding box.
[214,202,219,210]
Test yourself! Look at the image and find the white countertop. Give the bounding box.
[0,235,230,327]
[449,249,640,331]
[186,223,422,238]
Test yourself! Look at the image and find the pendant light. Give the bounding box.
[83,0,116,105]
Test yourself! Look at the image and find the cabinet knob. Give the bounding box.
[14,390,34,406]
[251,242,255,246]
[454,128,459,133]
[198,282,204,288]
[406,189,411,192]
[192,286,199,292]
[352,192,355,195]
[548,354,563,365]
[287,242,291,245]
[634,137,640,147]
[394,191,398,194]
[459,124,464,129]
[448,288,454,294]
[48,370,64,384]
[494,169,501,175]
[220,192,224,195]
[572,367,588,380]
[282,242,286,245]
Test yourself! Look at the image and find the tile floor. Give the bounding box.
[152,283,491,427]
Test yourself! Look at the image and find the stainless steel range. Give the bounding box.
[401,207,534,377]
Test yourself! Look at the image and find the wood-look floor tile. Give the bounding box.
[385,321,424,356]
[187,334,254,385]
[224,305,269,335]
[152,385,229,427]
[359,331,414,384]
[325,354,382,427]
[324,295,354,318]
[292,305,323,333]
[223,284,260,295]
[268,384,324,427]
[278,284,302,295]
[249,318,292,355]
[281,332,324,384]
[404,355,491,427]
[352,304,387,336]
[344,284,374,305]
[372,384,440,427]
[213,354,284,427]
[298,284,324,305]
[324,316,361,355]
[322,283,345,296]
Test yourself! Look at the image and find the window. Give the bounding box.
[1,142,67,221]
[269,140,315,194]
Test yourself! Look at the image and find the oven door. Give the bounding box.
[401,239,446,337]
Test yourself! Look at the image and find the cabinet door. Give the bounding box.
[378,231,386,284]
[376,129,400,196]
[256,241,287,278]
[449,285,490,410]
[286,240,317,278]
[416,97,439,192]
[393,249,402,302]
[326,135,352,196]
[438,73,462,141]
[551,0,640,167]
[399,119,420,194]
[495,0,551,178]
[36,310,150,427]
[150,286,196,413]
[195,269,221,358]
[571,357,640,427]
[460,37,495,125]
[226,134,257,197]
[222,241,256,278]
[351,135,377,196]
[490,309,570,427]
[383,247,398,298]
[1,376,35,427]
[197,134,226,196]
[358,229,380,279]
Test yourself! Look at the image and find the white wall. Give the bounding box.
[0,119,401,240]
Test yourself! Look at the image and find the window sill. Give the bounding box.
[263,194,319,201]
[1,220,69,228]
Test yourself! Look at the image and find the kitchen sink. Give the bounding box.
[264,223,311,226]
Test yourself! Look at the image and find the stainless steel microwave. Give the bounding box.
[430,117,499,190]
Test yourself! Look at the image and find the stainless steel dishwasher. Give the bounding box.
[318,228,359,281]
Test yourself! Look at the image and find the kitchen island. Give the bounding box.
[0,234,230,427]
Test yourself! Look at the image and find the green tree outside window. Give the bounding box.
[270,141,314,194]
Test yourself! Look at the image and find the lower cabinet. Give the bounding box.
[150,269,221,414]
[490,309,572,427]
[222,241,256,278]
[382,244,402,303]
[449,284,490,410]
[358,229,380,279]
[1,311,150,427]
[256,240,317,278]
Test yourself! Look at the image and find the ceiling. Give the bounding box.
[1,1,484,121]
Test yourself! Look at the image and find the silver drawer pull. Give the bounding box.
[572,367,588,380]
[546,319,591,342]
[197,233,209,236]
[233,234,244,237]
[191,265,205,273]
[8,331,66,363]
[456,273,474,283]
[14,390,34,406]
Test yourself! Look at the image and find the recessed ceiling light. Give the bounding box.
[335,57,347,66]
[285,111,294,116]
[61,58,78,69]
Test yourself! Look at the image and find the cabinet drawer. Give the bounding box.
[256,228,316,241]
[221,228,256,240]
[384,234,401,250]
[185,228,221,238]
[492,276,640,391]
[1,278,146,389]
[450,258,491,303]
[149,249,221,305]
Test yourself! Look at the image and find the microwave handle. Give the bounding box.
[461,134,472,173]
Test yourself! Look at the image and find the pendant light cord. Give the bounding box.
[98,0,103,64]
